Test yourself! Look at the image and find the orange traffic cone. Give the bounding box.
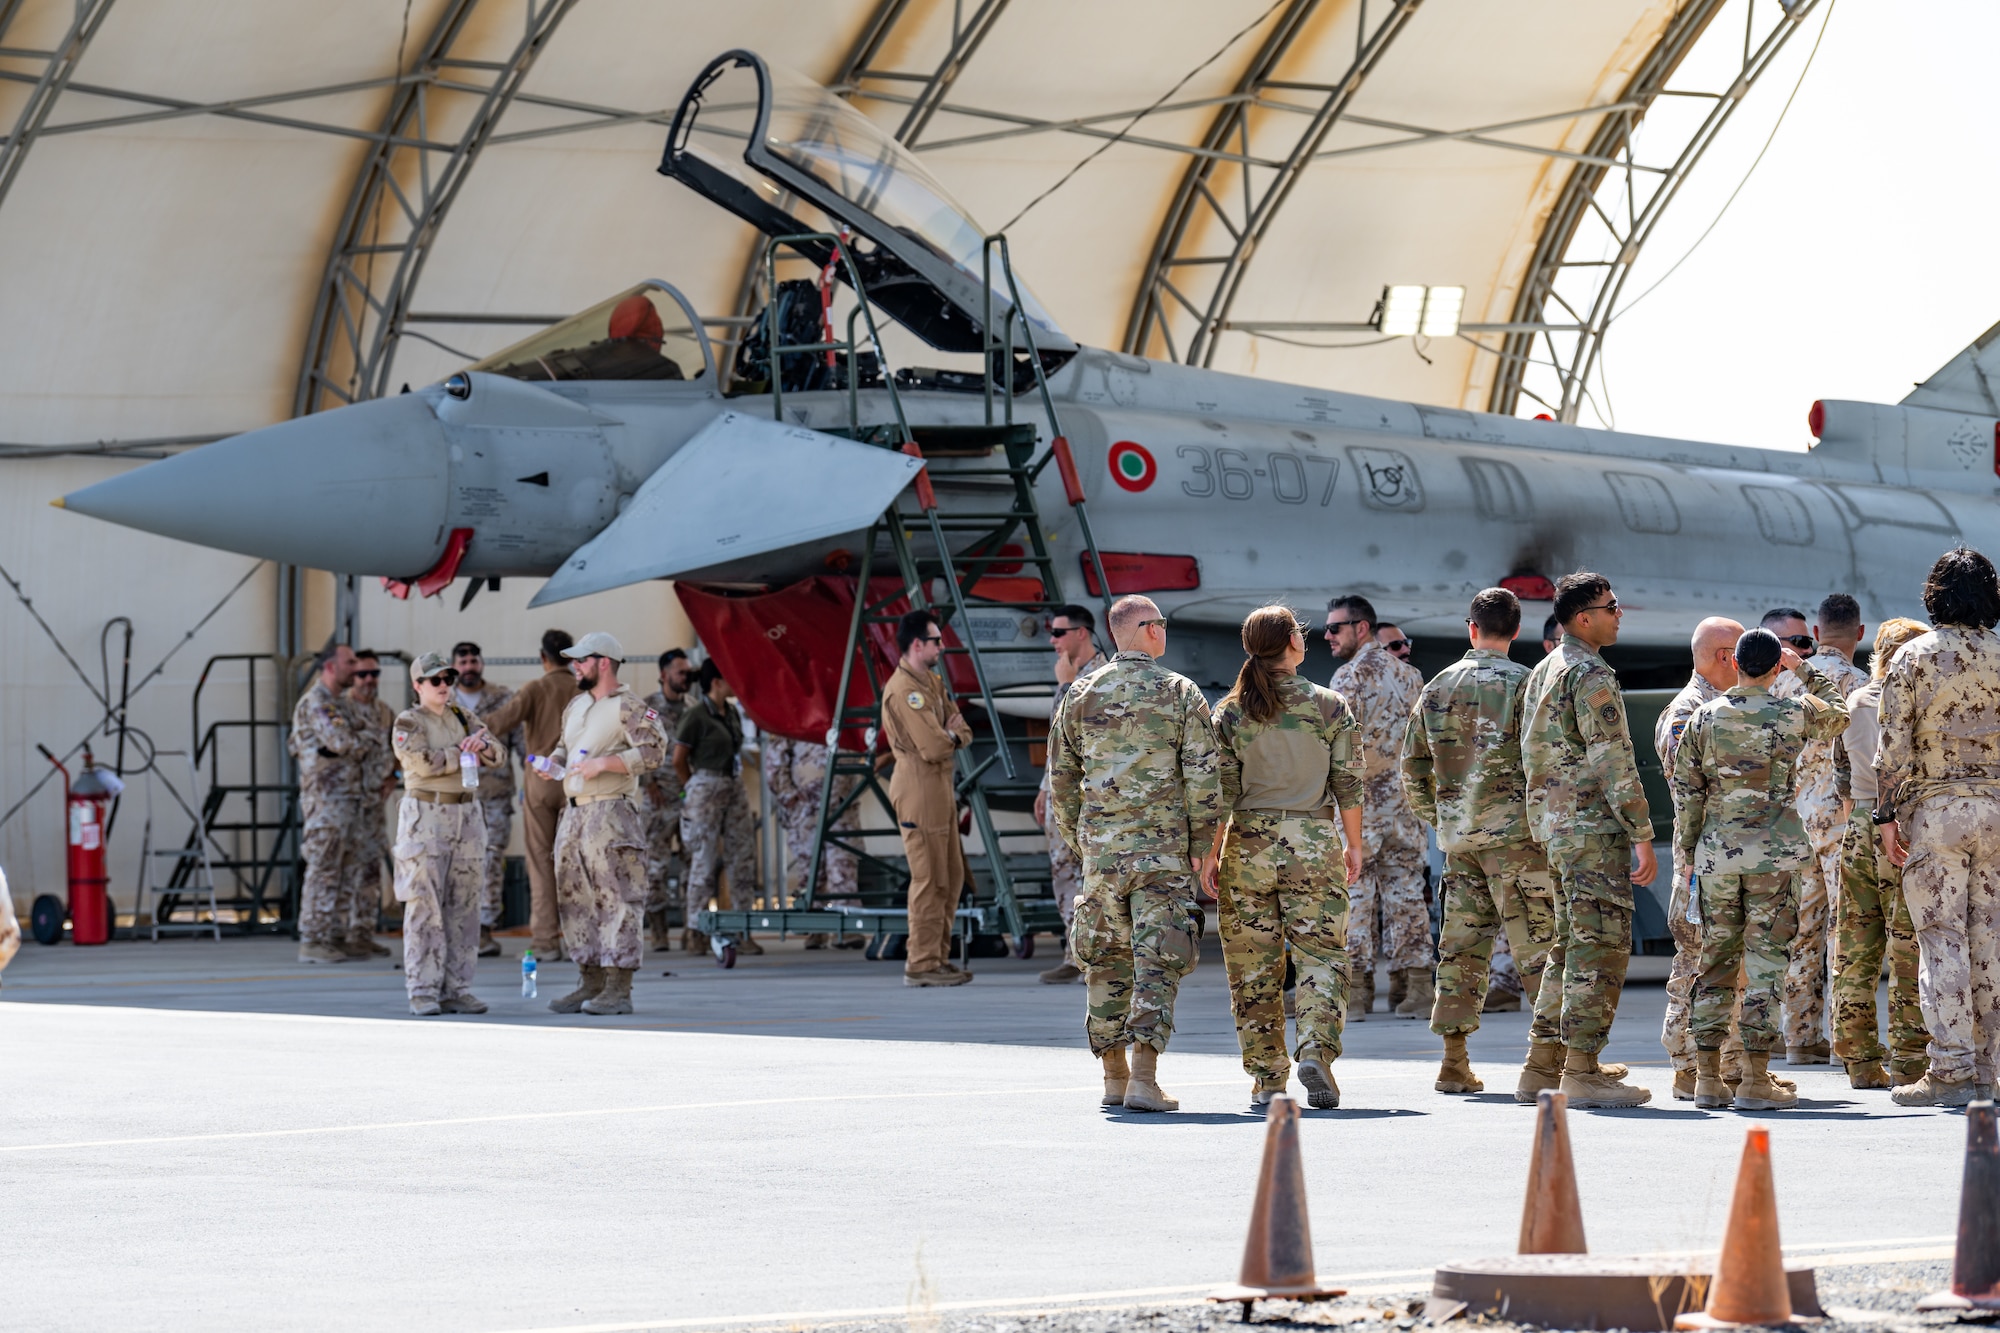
[1210,1095,1347,1311]
[1919,1100,2000,1310]
[1676,1126,1804,1328]
[1519,1089,1587,1254]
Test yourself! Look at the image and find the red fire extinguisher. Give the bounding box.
[35,744,114,946]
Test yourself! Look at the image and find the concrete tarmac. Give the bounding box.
[0,934,1967,1333]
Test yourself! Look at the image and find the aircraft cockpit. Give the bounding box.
[466,282,714,384]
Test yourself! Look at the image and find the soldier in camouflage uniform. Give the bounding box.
[451,642,520,959]
[288,645,364,964]
[1673,629,1849,1109]
[765,734,858,935]
[545,633,669,1016]
[640,650,692,951]
[343,652,397,958]
[1324,594,1431,1019]
[1401,588,1557,1096]
[1766,597,1871,1063]
[391,652,507,1015]
[1036,604,1107,983]
[1520,572,1657,1108]
[1211,606,1364,1110]
[1879,549,2000,1107]
[1052,596,1222,1113]
[675,659,762,953]
[1831,617,1931,1088]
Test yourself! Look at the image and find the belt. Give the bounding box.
[567,793,633,808]
[409,789,473,805]
[1239,806,1335,820]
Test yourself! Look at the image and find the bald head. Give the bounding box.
[1691,616,1744,691]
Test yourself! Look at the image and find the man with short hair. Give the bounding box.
[1767,595,1869,1064]
[674,659,762,953]
[1878,548,2000,1107]
[1519,571,1657,1107]
[640,649,693,951]
[486,629,576,958]
[289,644,365,964]
[450,641,519,958]
[1375,622,1413,664]
[1324,593,1430,1019]
[1401,588,1557,1096]
[881,610,976,986]
[1052,595,1221,1111]
[1541,615,1561,657]
[1035,603,1107,984]
[343,650,397,959]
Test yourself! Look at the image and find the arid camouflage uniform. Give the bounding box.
[678,697,759,921]
[550,688,668,969]
[1521,633,1655,1054]
[1213,674,1364,1082]
[765,736,859,906]
[1401,647,1558,1037]
[1043,650,1108,951]
[1673,662,1849,1052]
[1331,640,1432,979]
[289,679,368,949]
[1772,647,1870,1049]
[638,690,688,922]
[1832,680,1926,1074]
[1654,671,1744,1074]
[392,701,505,1004]
[457,681,519,929]
[1875,625,2000,1086]
[1051,650,1222,1055]
[344,694,396,945]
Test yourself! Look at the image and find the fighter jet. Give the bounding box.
[59,50,2000,690]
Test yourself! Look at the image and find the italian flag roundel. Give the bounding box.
[1108,440,1156,492]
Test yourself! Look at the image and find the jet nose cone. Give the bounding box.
[61,396,450,574]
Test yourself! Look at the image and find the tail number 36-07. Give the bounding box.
[1176,445,1339,505]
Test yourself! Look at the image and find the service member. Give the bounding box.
[1210,606,1363,1109]
[1035,603,1107,984]
[1673,629,1849,1109]
[545,633,668,1016]
[391,652,506,1016]
[343,650,397,958]
[1051,596,1222,1112]
[485,629,576,959]
[452,641,521,958]
[674,659,761,952]
[1831,616,1931,1088]
[1520,572,1656,1107]
[1401,588,1557,1096]
[641,649,693,951]
[289,644,365,964]
[881,611,975,986]
[764,733,859,947]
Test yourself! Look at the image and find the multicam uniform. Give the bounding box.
[1832,680,1926,1076]
[1401,647,1558,1037]
[1875,625,2000,1088]
[1042,650,1108,951]
[391,701,505,1005]
[1213,674,1363,1082]
[1672,663,1849,1052]
[677,696,759,923]
[1051,650,1222,1055]
[1330,641,1431,989]
[1772,648,1869,1051]
[455,681,519,930]
[638,689,689,933]
[1654,671,1744,1076]
[764,736,858,907]
[881,661,974,975]
[550,687,668,970]
[1521,633,1655,1054]
[289,679,368,952]
[345,693,396,946]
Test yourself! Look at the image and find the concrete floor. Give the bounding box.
[0,933,1967,1333]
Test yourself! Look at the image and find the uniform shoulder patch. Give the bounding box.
[906,691,925,708]
[644,708,659,722]
[1800,693,1827,712]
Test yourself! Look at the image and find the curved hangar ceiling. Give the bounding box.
[0,0,1821,450]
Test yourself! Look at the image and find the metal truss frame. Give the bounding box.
[1485,0,1822,423]
[0,0,118,214]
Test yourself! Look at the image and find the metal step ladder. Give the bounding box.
[698,232,1116,961]
[137,751,223,940]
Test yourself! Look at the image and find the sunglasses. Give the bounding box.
[420,671,459,686]
[1048,624,1085,639]
[1779,634,1816,652]
[1381,638,1411,652]
[1579,599,1621,615]
[1324,619,1362,632]
[923,634,945,644]
[353,669,381,680]
[1137,617,1168,630]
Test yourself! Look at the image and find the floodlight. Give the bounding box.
[1420,285,1464,338]
[1379,285,1426,337]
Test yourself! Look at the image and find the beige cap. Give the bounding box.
[411,650,452,680]
[561,630,626,662]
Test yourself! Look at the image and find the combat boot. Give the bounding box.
[1388,968,1408,1011]
[298,942,349,964]
[1672,1067,1697,1101]
[581,967,634,1015]
[804,932,831,950]
[1893,1073,1978,1107]
[1786,1041,1831,1065]
[440,993,488,1015]
[681,928,709,955]
[1039,962,1082,984]
[1122,1044,1179,1112]
[643,910,672,952]
[1514,1042,1563,1104]
[346,936,389,958]
[1734,1051,1799,1109]
[1560,1047,1651,1108]
[1846,1059,1890,1089]
[1251,1076,1288,1107]
[736,934,765,956]
[1693,1050,1731,1109]
[1348,971,1374,1022]
[409,995,443,1016]
[1295,1047,1340,1109]
[1100,1045,1130,1107]
[1483,984,1521,1013]
[548,963,604,1014]
[1435,1033,1482,1094]
[1396,969,1436,1020]
[477,926,502,958]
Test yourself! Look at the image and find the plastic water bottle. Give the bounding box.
[521,949,537,999]
[459,749,480,790]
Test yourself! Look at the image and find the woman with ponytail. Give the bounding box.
[1209,605,1365,1109]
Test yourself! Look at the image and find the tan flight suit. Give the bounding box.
[392,703,506,1004]
[486,665,577,955]
[549,686,668,970]
[881,659,973,975]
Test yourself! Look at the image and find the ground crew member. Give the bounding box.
[1323,594,1430,1019]
[641,649,692,952]
[1768,596,1870,1064]
[289,644,364,965]
[1654,617,1747,1098]
[544,633,667,1016]
[343,650,396,958]
[881,610,975,986]
[485,629,576,959]
[674,659,761,953]
[1878,547,2000,1108]
[1210,605,1363,1110]
[1832,616,1931,1089]
[452,641,519,959]
[1051,596,1222,1112]
[1401,588,1558,1097]
[764,734,859,947]
[1035,603,1107,984]
[1520,571,1656,1107]
[391,652,506,1016]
